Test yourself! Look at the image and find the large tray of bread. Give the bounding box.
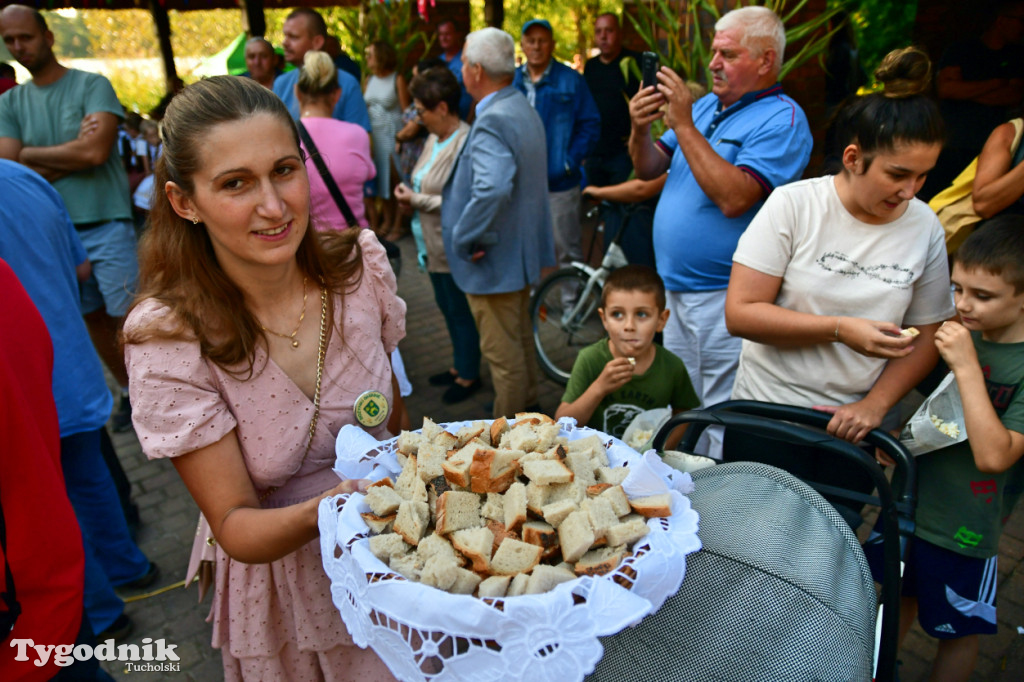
[320,414,701,682]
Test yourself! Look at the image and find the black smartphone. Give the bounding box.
[641,51,660,89]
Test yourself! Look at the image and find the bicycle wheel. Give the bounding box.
[531,267,606,384]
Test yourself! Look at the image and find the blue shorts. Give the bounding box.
[77,219,139,317]
[864,533,998,639]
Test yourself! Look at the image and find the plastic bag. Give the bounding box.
[621,407,672,453]
[899,372,967,455]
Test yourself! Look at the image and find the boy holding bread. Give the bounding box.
[867,217,1024,681]
[556,265,697,439]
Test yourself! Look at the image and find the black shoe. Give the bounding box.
[111,393,133,433]
[442,378,482,404]
[119,561,159,590]
[97,614,133,642]
[428,370,458,386]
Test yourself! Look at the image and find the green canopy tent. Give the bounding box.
[193,31,247,77]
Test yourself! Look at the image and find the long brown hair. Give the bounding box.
[124,76,363,376]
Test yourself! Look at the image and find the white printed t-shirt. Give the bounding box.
[731,175,955,408]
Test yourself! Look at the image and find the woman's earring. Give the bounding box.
[191,217,199,225]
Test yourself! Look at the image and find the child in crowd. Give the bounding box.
[556,265,698,439]
[873,216,1024,681]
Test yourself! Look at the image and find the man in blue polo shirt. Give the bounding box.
[272,8,370,132]
[514,18,600,283]
[629,5,811,454]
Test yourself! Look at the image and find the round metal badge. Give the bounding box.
[354,390,389,428]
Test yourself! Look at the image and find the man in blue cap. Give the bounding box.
[514,18,600,278]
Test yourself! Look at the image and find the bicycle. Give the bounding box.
[530,202,634,384]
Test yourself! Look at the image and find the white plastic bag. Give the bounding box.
[899,372,967,456]
[621,407,672,453]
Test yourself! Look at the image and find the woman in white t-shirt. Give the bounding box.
[725,47,955,461]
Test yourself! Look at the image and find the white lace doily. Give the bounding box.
[320,418,701,682]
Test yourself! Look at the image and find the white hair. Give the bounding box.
[463,27,516,81]
[715,5,786,73]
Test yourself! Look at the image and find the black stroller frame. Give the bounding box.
[653,400,917,682]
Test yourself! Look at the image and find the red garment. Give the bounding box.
[0,259,84,681]
[0,78,15,96]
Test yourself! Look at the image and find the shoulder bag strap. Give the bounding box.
[296,121,360,228]
[0,485,21,641]
[1010,118,1024,168]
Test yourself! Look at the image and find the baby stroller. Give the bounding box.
[589,401,915,682]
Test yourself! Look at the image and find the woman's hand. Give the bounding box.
[837,317,916,359]
[934,320,978,372]
[394,182,413,206]
[320,478,370,500]
[814,400,887,444]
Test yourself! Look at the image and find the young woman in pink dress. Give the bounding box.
[121,76,403,682]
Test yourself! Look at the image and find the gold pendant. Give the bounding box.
[291,339,300,348]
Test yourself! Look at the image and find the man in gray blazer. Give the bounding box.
[441,27,555,419]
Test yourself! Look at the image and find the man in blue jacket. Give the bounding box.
[514,19,600,275]
[442,28,555,419]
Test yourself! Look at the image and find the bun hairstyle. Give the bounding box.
[875,46,932,98]
[297,50,339,99]
[834,46,944,168]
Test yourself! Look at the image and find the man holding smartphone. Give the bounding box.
[628,5,812,456]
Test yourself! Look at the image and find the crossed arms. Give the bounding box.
[0,111,118,181]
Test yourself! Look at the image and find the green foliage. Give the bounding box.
[337,1,436,76]
[628,0,843,86]
[469,0,622,63]
[46,11,93,59]
[830,0,918,83]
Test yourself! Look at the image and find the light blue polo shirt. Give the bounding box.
[653,85,811,292]
[0,160,112,436]
[273,67,372,132]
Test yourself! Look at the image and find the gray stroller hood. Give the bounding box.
[590,462,876,682]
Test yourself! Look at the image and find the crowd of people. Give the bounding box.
[2,2,1024,682]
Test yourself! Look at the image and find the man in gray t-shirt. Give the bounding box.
[0,4,138,431]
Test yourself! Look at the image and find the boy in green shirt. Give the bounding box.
[556,265,698,439]
[869,217,1024,681]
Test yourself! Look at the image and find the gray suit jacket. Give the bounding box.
[441,85,555,295]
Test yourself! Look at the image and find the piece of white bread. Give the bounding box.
[489,416,510,447]
[449,526,494,572]
[565,451,597,488]
[574,545,626,577]
[390,552,423,580]
[558,510,596,563]
[455,424,486,448]
[489,538,543,575]
[582,497,619,539]
[394,456,428,503]
[900,327,920,338]
[361,512,396,535]
[600,485,631,517]
[416,442,449,483]
[420,555,459,591]
[514,411,556,425]
[525,481,549,515]
[525,564,577,594]
[369,533,410,564]
[365,485,403,517]
[503,481,528,532]
[450,567,483,595]
[596,466,630,486]
[605,515,650,547]
[477,575,512,599]
[480,492,505,522]
[397,430,424,456]
[542,498,578,528]
[521,520,559,558]
[469,447,520,493]
[506,572,531,597]
[485,520,519,556]
[416,532,464,567]
[432,428,459,452]
[393,500,430,546]
[421,416,443,442]
[442,442,479,488]
[435,490,482,534]
[522,459,574,485]
[629,493,672,518]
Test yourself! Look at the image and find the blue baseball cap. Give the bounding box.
[521,19,553,35]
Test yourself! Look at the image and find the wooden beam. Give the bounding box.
[484,0,503,29]
[241,0,266,39]
[147,0,177,93]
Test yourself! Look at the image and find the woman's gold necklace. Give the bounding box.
[260,278,307,349]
